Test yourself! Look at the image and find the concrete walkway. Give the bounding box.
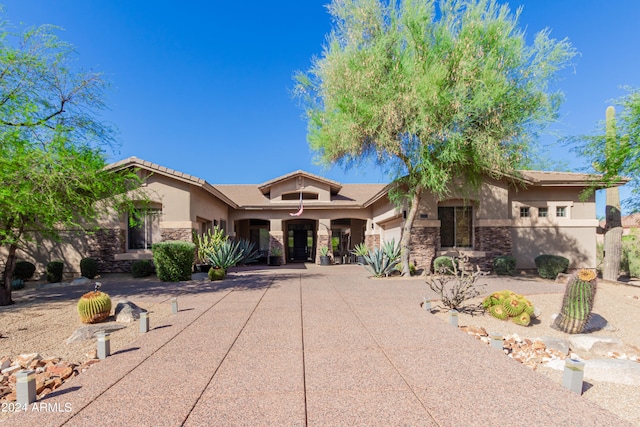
[9,265,631,426]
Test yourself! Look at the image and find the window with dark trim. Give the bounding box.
[520,207,530,218]
[539,207,548,217]
[128,209,160,250]
[438,206,472,248]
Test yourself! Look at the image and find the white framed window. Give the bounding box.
[520,207,530,218]
[556,206,567,218]
[538,207,548,217]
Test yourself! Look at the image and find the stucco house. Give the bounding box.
[11,156,619,277]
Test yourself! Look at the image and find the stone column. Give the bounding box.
[316,219,331,264]
[269,219,285,265]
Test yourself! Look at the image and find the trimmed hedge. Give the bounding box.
[493,256,516,276]
[433,256,456,274]
[80,257,99,279]
[152,240,195,282]
[13,261,36,280]
[46,261,64,283]
[131,260,153,278]
[534,254,569,279]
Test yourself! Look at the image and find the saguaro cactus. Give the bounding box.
[552,269,597,334]
[602,106,623,281]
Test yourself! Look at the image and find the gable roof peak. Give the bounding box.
[258,170,343,193]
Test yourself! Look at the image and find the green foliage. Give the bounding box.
[46,261,64,283]
[351,242,369,257]
[13,261,35,280]
[621,234,640,278]
[205,240,243,271]
[0,13,146,305]
[236,239,261,265]
[208,267,226,281]
[80,257,99,279]
[552,269,597,334]
[483,289,534,326]
[319,246,330,257]
[433,256,456,274]
[131,260,153,278]
[493,256,516,276]
[193,227,227,264]
[77,291,112,324]
[571,88,640,210]
[295,0,575,274]
[152,241,195,282]
[534,254,569,279]
[363,240,401,278]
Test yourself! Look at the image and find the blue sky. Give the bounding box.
[3,1,640,212]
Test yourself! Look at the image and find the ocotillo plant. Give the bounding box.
[552,269,597,334]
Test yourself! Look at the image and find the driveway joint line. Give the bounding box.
[61,288,236,426]
[330,277,442,426]
[181,275,274,426]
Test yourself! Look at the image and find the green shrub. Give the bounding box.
[80,257,99,279]
[433,256,455,274]
[13,261,36,280]
[621,234,640,278]
[493,256,516,276]
[152,240,195,282]
[46,261,64,283]
[534,254,569,279]
[131,260,153,278]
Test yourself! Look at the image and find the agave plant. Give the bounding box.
[363,240,401,278]
[351,242,369,257]
[205,240,244,271]
[236,239,261,265]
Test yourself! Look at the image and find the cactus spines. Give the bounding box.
[502,297,525,316]
[512,312,531,326]
[552,269,597,334]
[78,290,112,324]
[489,304,509,320]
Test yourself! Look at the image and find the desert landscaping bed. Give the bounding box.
[1,273,639,425]
[430,278,640,426]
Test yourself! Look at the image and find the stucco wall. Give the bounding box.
[511,226,596,269]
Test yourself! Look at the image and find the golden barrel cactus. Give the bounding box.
[78,291,112,324]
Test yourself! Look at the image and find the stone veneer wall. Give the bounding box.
[161,228,193,242]
[364,234,380,251]
[316,234,332,264]
[87,229,132,273]
[473,226,513,271]
[409,227,439,273]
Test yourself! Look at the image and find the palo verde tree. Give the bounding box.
[0,16,142,305]
[572,88,640,280]
[294,0,575,275]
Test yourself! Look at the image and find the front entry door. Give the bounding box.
[292,229,309,261]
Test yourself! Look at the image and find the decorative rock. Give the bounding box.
[555,273,571,283]
[1,365,22,376]
[114,300,144,323]
[583,313,616,332]
[0,356,10,370]
[568,335,623,353]
[71,277,92,287]
[15,353,41,368]
[65,323,126,344]
[539,336,570,355]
